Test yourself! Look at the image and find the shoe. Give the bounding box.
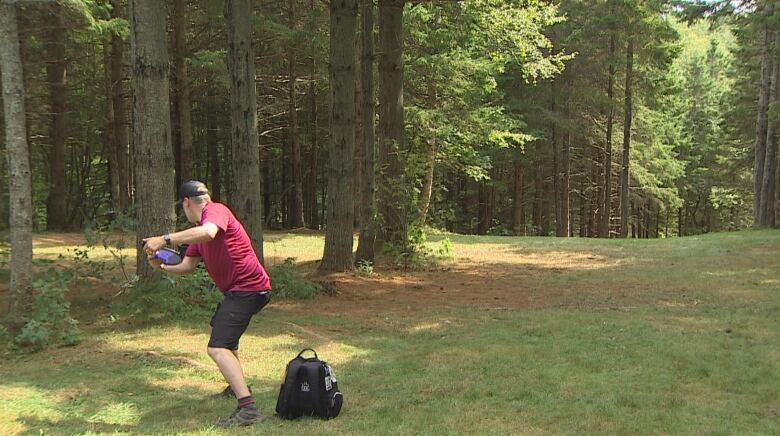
[212,384,252,399]
[216,406,264,428]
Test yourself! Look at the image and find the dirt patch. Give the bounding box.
[277,249,644,320]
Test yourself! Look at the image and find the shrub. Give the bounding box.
[268,258,322,299]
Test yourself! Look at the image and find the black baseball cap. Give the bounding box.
[177,180,209,204]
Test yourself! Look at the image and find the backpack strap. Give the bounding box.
[297,348,318,360]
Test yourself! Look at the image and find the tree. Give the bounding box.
[172,0,194,184]
[129,0,176,280]
[225,0,264,261]
[289,0,306,228]
[619,33,634,238]
[109,0,131,214]
[320,0,358,272]
[44,3,69,230]
[377,0,407,246]
[1,1,34,323]
[356,0,377,264]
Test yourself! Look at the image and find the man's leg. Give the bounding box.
[207,347,251,398]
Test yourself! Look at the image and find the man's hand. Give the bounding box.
[148,257,164,270]
[143,236,166,255]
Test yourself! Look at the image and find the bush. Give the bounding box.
[14,261,85,350]
[355,259,374,277]
[268,258,322,299]
[117,267,222,322]
[383,226,456,271]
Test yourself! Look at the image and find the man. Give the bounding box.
[143,180,271,428]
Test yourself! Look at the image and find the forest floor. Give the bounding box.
[1,230,779,434]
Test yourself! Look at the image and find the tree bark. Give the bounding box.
[173,0,194,184]
[320,0,358,272]
[289,0,305,228]
[44,5,68,230]
[602,32,616,238]
[562,93,571,237]
[418,77,437,224]
[552,82,563,237]
[619,35,634,238]
[512,156,525,235]
[533,140,544,235]
[377,0,407,246]
[207,89,221,201]
[760,30,780,227]
[307,0,320,230]
[356,0,377,264]
[110,0,131,212]
[104,35,120,218]
[755,8,774,225]
[0,3,34,324]
[225,0,264,262]
[130,0,176,280]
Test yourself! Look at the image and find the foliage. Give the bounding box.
[11,249,103,350]
[355,259,374,277]
[117,267,222,322]
[267,258,322,299]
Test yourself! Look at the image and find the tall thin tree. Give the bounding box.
[45,4,68,230]
[289,0,306,228]
[321,0,358,272]
[1,1,34,323]
[377,0,407,246]
[619,34,634,238]
[173,0,194,184]
[225,0,264,261]
[130,0,176,280]
[356,0,377,264]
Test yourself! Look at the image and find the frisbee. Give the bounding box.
[154,247,183,265]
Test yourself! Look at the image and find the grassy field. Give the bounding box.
[1,230,779,435]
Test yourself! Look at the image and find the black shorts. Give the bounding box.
[209,291,271,350]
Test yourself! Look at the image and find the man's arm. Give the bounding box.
[161,255,201,275]
[143,222,219,253]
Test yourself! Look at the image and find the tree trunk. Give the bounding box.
[0,3,34,324]
[760,30,780,227]
[225,0,264,262]
[307,0,320,230]
[533,140,544,235]
[619,35,634,238]
[512,156,525,235]
[130,0,176,281]
[320,0,358,272]
[173,0,194,184]
[755,8,774,225]
[377,0,407,246]
[579,172,587,237]
[44,5,68,230]
[103,35,120,218]
[111,0,131,212]
[207,90,221,200]
[602,32,616,238]
[289,0,305,228]
[562,90,571,237]
[418,77,437,224]
[552,83,563,236]
[356,0,377,264]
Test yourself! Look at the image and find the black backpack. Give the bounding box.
[275,348,343,419]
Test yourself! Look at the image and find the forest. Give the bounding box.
[2,1,780,433]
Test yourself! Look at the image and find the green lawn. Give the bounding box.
[1,230,779,435]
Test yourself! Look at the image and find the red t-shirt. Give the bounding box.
[185,202,271,293]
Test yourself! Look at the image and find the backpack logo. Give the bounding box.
[300,381,310,392]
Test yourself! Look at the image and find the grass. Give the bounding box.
[1,230,779,434]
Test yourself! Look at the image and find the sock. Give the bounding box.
[238,395,257,410]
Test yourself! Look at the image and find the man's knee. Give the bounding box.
[208,346,229,360]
